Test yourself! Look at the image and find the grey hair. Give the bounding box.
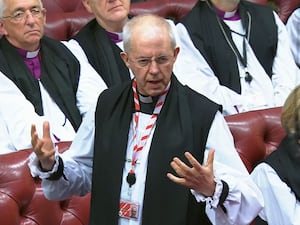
[122,14,177,54]
[0,0,44,18]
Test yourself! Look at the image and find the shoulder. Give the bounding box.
[171,76,222,118]
[241,0,274,15]
[74,19,100,38]
[41,36,77,57]
[97,80,131,104]
[62,39,89,62]
[287,8,300,24]
[183,83,222,113]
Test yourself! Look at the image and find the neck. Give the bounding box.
[6,38,40,52]
[16,47,40,58]
[97,18,128,33]
[139,93,154,104]
[211,0,239,12]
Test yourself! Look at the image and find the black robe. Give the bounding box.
[0,36,82,131]
[73,19,131,87]
[181,0,277,93]
[90,75,221,225]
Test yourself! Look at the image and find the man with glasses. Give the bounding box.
[0,0,106,154]
[29,14,263,225]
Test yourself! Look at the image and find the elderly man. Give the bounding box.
[64,0,132,87]
[0,0,106,153]
[29,14,263,225]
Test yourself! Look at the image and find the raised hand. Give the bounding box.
[31,121,56,171]
[167,149,216,197]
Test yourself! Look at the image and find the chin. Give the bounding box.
[148,90,165,97]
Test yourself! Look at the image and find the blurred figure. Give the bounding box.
[286,6,300,67]
[251,85,300,224]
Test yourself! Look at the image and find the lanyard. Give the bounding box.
[126,79,169,187]
[207,1,253,83]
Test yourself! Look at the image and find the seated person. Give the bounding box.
[174,0,299,115]
[286,6,300,67]
[63,0,132,87]
[251,85,300,224]
[0,0,106,154]
[29,14,263,225]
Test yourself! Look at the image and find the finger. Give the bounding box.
[31,124,39,147]
[171,156,192,172]
[205,149,215,169]
[31,124,37,138]
[42,121,51,139]
[170,160,185,178]
[166,172,186,184]
[32,138,44,155]
[184,152,201,169]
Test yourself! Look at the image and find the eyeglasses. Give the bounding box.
[130,55,172,68]
[2,7,46,23]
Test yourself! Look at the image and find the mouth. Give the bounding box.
[149,80,161,84]
[109,4,123,12]
[25,29,41,35]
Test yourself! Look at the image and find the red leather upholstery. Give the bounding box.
[0,107,285,225]
[0,142,91,225]
[225,107,286,172]
[274,0,300,22]
[42,0,300,40]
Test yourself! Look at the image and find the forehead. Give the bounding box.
[92,0,130,4]
[4,0,41,10]
[132,25,171,45]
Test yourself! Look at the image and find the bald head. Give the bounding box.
[122,14,176,54]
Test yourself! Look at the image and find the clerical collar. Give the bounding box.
[17,47,40,59]
[137,93,159,114]
[16,47,41,79]
[214,6,240,21]
[139,94,153,103]
[106,31,123,43]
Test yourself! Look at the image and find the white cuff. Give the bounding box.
[28,146,60,179]
[191,177,223,208]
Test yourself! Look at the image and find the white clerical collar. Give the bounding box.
[138,94,153,103]
[26,49,40,58]
[224,10,237,19]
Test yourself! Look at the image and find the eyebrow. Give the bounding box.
[10,5,41,12]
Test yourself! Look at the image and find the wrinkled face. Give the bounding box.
[83,0,130,32]
[121,29,179,97]
[0,0,45,51]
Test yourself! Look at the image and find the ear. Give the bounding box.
[81,0,93,13]
[43,10,46,26]
[173,46,180,61]
[120,51,130,67]
[0,20,8,36]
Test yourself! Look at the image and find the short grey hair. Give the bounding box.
[0,0,44,18]
[122,14,177,54]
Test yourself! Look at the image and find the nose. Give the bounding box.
[148,60,160,74]
[23,13,35,25]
